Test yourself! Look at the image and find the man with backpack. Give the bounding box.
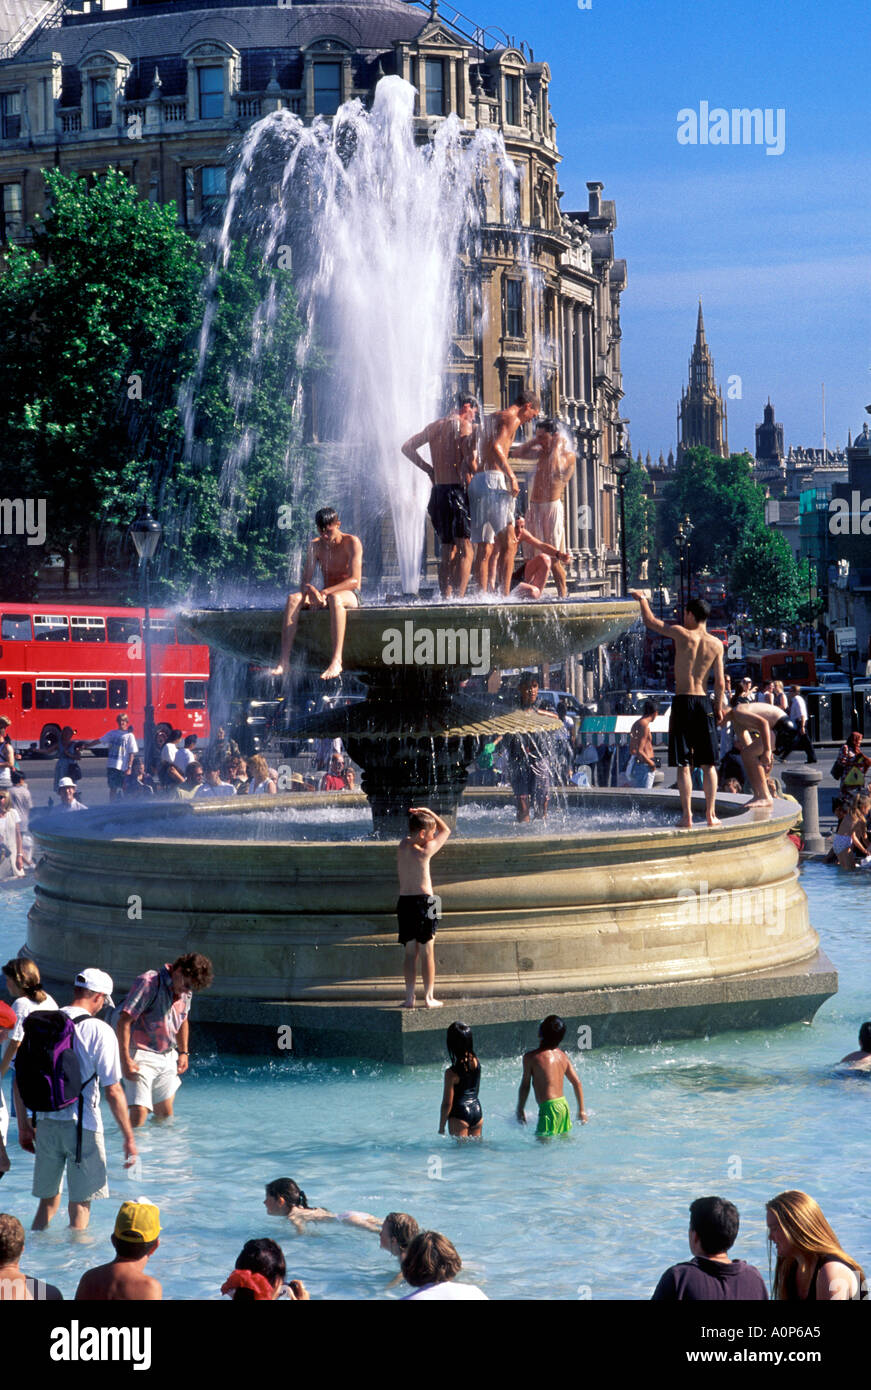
[13,968,137,1231]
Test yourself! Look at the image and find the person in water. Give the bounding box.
[222,1237,309,1301]
[838,1020,871,1072]
[517,1014,588,1136]
[439,1022,483,1139]
[379,1212,421,1289]
[766,1190,867,1300]
[263,1178,378,1235]
[272,507,363,682]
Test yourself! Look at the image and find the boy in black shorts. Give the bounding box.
[396,807,451,1009]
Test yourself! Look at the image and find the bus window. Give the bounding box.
[73,680,107,710]
[0,680,5,699]
[21,682,32,711]
[184,680,207,709]
[106,616,141,643]
[108,679,129,710]
[1,614,31,640]
[146,619,176,645]
[71,615,106,643]
[35,679,71,709]
[34,615,69,642]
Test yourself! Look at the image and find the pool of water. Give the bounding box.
[1,864,868,1300]
[35,797,688,843]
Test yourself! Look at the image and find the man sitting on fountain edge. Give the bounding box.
[629,591,725,829]
[273,507,363,682]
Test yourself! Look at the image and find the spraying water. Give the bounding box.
[190,76,518,593]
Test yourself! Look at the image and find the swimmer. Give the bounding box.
[517,1014,588,1136]
[380,1212,421,1290]
[264,1179,378,1235]
[272,507,363,683]
[397,807,451,1009]
[439,1022,483,1139]
[838,1021,871,1072]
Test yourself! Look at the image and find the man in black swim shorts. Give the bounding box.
[402,394,479,598]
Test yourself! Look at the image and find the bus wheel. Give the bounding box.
[39,724,62,756]
[154,724,171,751]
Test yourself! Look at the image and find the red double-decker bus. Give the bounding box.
[0,602,210,755]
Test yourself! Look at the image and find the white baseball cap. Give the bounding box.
[57,777,77,789]
[74,968,115,1006]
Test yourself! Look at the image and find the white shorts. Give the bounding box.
[524,501,565,557]
[123,1047,181,1112]
[468,471,515,545]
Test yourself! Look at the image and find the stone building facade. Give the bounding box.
[0,0,627,631]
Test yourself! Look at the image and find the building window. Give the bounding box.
[507,373,525,406]
[0,91,21,140]
[91,78,112,129]
[504,74,521,126]
[1,183,23,241]
[425,59,445,117]
[504,279,524,338]
[197,65,224,119]
[313,62,342,116]
[201,166,227,210]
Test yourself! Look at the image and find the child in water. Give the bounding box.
[263,1178,378,1235]
[396,806,451,1009]
[439,1022,483,1139]
[517,1015,588,1136]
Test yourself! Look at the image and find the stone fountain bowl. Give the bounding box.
[179,598,638,676]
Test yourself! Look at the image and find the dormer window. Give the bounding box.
[424,59,445,117]
[0,92,21,140]
[313,62,342,116]
[197,65,224,119]
[91,78,112,128]
[504,74,521,127]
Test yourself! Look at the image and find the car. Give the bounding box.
[818,671,851,688]
[533,690,586,719]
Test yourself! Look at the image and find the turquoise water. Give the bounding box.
[1,864,869,1301]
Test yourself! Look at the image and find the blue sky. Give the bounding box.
[454,0,871,458]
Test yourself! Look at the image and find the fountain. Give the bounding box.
[24,78,835,1060]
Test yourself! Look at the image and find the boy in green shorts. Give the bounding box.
[517,1015,588,1136]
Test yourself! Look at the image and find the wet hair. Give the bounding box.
[539,1014,566,1047]
[689,1196,740,1255]
[512,388,541,411]
[536,417,557,434]
[2,956,47,1003]
[858,1022,871,1052]
[383,1212,420,1253]
[231,1238,286,1301]
[265,1178,309,1211]
[456,392,479,413]
[315,506,339,531]
[446,1022,476,1072]
[408,810,437,835]
[170,953,214,991]
[0,1213,25,1265]
[642,701,657,717]
[402,1231,462,1288]
[766,1190,865,1301]
[685,597,711,623]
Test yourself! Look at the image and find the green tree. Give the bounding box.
[622,453,655,584]
[730,524,803,627]
[661,447,765,575]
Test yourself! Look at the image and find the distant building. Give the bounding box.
[677,300,728,463]
[754,398,785,493]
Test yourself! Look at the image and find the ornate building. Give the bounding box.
[0,0,627,632]
[753,398,785,493]
[677,300,727,463]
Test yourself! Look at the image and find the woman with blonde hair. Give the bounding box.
[766,1190,867,1300]
[772,680,789,713]
[247,754,277,795]
[1,956,57,1077]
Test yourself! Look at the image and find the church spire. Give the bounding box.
[695,298,706,349]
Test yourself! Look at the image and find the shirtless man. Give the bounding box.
[396,807,451,1008]
[469,389,540,594]
[75,1201,162,1301]
[629,592,725,828]
[628,701,658,790]
[839,1021,871,1071]
[273,507,363,682]
[402,394,479,598]
[509,516,572,600]
[727,693,777,808]
[516,1014,587,1137]
[511,418,576,597]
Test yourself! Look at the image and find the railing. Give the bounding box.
[163,100,186,122]
[235,95,262,119]
[0,0,70,62]
[59,109,81,133]
[408,0,533,59]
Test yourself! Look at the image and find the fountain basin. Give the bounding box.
[27,790,836,1061]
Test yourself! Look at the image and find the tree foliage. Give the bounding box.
[729,523,803,627]
[660,447,765,575]
[622,453,655,584]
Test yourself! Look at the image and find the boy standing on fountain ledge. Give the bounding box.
[397,808,451,1009]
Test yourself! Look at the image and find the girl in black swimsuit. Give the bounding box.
[439,1022,483,1139]
[766,1190,867,1300]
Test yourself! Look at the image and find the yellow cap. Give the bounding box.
[114,1201,160,1243]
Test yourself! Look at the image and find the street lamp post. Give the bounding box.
[657,558,665,620]
[129,512,163,769]
[610,445,631,596]
[675,516,694,614]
